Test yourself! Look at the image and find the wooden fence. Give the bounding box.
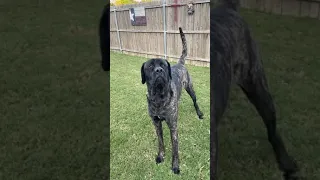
[110,0,320,67]
[238,0,320,19]
[110,0,210,67]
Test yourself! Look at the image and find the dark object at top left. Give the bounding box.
[99,5,110,71]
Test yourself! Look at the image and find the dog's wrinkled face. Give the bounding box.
[141,58,171,89]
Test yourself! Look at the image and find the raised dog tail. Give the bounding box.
[178,27,187,65]
[222,0,240,11]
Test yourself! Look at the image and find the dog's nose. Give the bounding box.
[155,67,163,73]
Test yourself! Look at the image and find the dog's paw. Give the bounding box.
[283,159,300,180]
[283,171,301,180]
[155,155,164,164]
[172,167,180,174]
[283,168,301,180]
[198,112,204,120]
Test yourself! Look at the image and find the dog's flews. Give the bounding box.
[141,27,203,174]
[210,0,299,179]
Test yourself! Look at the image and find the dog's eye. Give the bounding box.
[149,65,153,69]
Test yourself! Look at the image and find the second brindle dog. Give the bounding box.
[210,1,299,179]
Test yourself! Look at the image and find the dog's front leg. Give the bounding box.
[167,116,180,174]
[152,116,165,164]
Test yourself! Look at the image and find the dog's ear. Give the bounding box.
[166,60,172,80]
[141,62,146,84]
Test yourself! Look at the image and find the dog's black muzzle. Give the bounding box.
[155,76,166,89]
[152,67,168,88]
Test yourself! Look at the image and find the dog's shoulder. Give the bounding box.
[170,64,189,89]
[171,64,188,76]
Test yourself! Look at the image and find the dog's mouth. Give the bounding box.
[154,76,166,90]
[149,76,171,100]
[156,83,164,89]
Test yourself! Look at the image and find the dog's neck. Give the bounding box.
[146,81,173,105]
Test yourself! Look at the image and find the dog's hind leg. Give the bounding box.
[238,72,299,179]
[238,29,299,179]
[185,78,204,119]
[152,116,165,164]
[210,52,232,179]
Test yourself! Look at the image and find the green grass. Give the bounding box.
[110,52,210,179]
[0,0,109,179]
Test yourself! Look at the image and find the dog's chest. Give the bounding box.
[148,99,177,117]
[147,88,179,118]
[146,79,180,119]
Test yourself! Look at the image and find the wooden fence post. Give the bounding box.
[113,8,123,52]
[162,0,167,59]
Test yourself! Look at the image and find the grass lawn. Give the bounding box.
[110,52,211,179]
[0,0,109,179]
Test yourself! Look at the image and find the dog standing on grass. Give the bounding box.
[141,28,203,174]
[210,0,299,179]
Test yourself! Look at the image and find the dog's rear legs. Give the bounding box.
[185,80,204,119]
[210,55,232,179]
[239,74,299,179]
[153,117,165,164]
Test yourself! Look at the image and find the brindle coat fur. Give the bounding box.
[210,0,299,179]
[141,28,203,174]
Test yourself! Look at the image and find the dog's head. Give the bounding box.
[141,58,172,90]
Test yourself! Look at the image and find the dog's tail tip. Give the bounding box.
[179,27,183,32]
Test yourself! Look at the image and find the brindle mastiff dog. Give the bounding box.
[141,28,203,174]
[210,0,299,179]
